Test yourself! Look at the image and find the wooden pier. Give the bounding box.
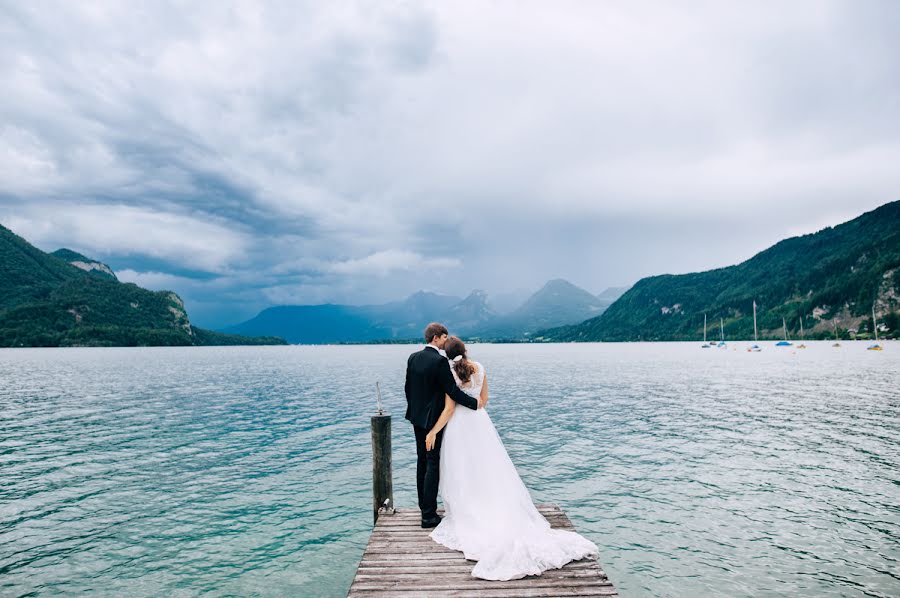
[350,405,618,597]
[348,504,618,597]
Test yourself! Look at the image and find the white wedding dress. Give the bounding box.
[429,360,599,581]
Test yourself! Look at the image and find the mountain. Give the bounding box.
[370,291,465,339]
[226,304,394,344]
[515,279,608,327]
[541,200,900,342]
[0,223,286,347]
[225,281,609,344]
[491,288,532,314]
[478,279,609,339]
[445,290,496,332]
[597,286,629,303]
[51,249,118,280]
[225,290,490,344]
[397,291,462,320]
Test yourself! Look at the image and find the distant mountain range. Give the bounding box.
[11,200,892,348]
[540,200,900,342]
[225,279,627,344]
[0,224,286,347]
[475,279,614,339]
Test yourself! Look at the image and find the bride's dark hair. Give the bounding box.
[444,336,476,384]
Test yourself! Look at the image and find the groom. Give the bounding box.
[405,322,483,528]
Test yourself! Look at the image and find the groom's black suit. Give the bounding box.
[405,345,479,521]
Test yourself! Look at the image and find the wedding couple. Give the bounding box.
[404,322,599,581]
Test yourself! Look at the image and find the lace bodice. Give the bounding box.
[450,360,484,399]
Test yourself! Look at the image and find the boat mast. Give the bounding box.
[704,314,707,343]
[720,318,724,342]
[799,316,804,340]
[873,305,879,342]
[782,317,788,341]
[753,301,758,342]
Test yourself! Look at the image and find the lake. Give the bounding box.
[1,342,898,597]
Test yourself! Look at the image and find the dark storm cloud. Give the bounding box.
[1,1,899,327]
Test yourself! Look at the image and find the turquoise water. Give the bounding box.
[1,342,898,597]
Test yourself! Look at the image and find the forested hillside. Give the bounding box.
[0,224,286,347]
[541,201,900,342]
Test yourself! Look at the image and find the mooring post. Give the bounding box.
[371,382,393,525]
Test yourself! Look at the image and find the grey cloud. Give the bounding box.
[1,1,899,328]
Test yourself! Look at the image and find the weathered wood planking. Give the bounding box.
[348,504,617,597]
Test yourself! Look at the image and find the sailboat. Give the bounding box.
[776,316,792,346]
[748,300,761,352]
[832,319,841,348]
[797,316,807,349]
[868,304,883,351]
[717,317,727,348]
[701,313,711,348]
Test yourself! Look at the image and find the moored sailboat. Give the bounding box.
[748,300,761,351]
[717,317,726,348]
[775,316,792,346]
[701,313,711,348]
[868,304,883,351]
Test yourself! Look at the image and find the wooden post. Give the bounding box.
[371,384,393,524]
[371,414,393,524]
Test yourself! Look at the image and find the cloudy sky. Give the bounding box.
[2,1,899,328]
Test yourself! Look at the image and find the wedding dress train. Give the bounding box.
[429,361,599,581]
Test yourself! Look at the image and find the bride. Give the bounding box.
[423,336,599,581]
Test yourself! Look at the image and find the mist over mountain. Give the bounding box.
[225,279,611,344]
[475,279,612,339]
[597,287,629,303]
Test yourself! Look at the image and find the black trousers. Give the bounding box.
[413,424,444,520]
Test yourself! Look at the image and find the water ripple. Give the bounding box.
[1,343,898,597]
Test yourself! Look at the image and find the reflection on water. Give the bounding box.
[1,342,898,597]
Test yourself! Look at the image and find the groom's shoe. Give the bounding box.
[421,515,442,528]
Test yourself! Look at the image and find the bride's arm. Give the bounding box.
[480,373,489,408]
[425,394,456,451]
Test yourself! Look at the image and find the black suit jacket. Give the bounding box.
[405,346,479,429]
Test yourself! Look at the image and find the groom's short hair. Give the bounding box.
[424,322,448,343]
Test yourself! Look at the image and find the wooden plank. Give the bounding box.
[352,571,608,582]
[387,507,563,515]
[356,560,608,576]
[373,517,573,529]
[357,562,602,573]
[360,552,474,562]
[351,591,617,597]
[351,576,612,596]
[374,515,574,528]
[375,512,573,523]
[377,516,569,527]
[363,539,583,549]
[382,506,562,518]
[350,588,618,597]
[348,503,617,597]
[356,559,600,567]
[368,528,575,537]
